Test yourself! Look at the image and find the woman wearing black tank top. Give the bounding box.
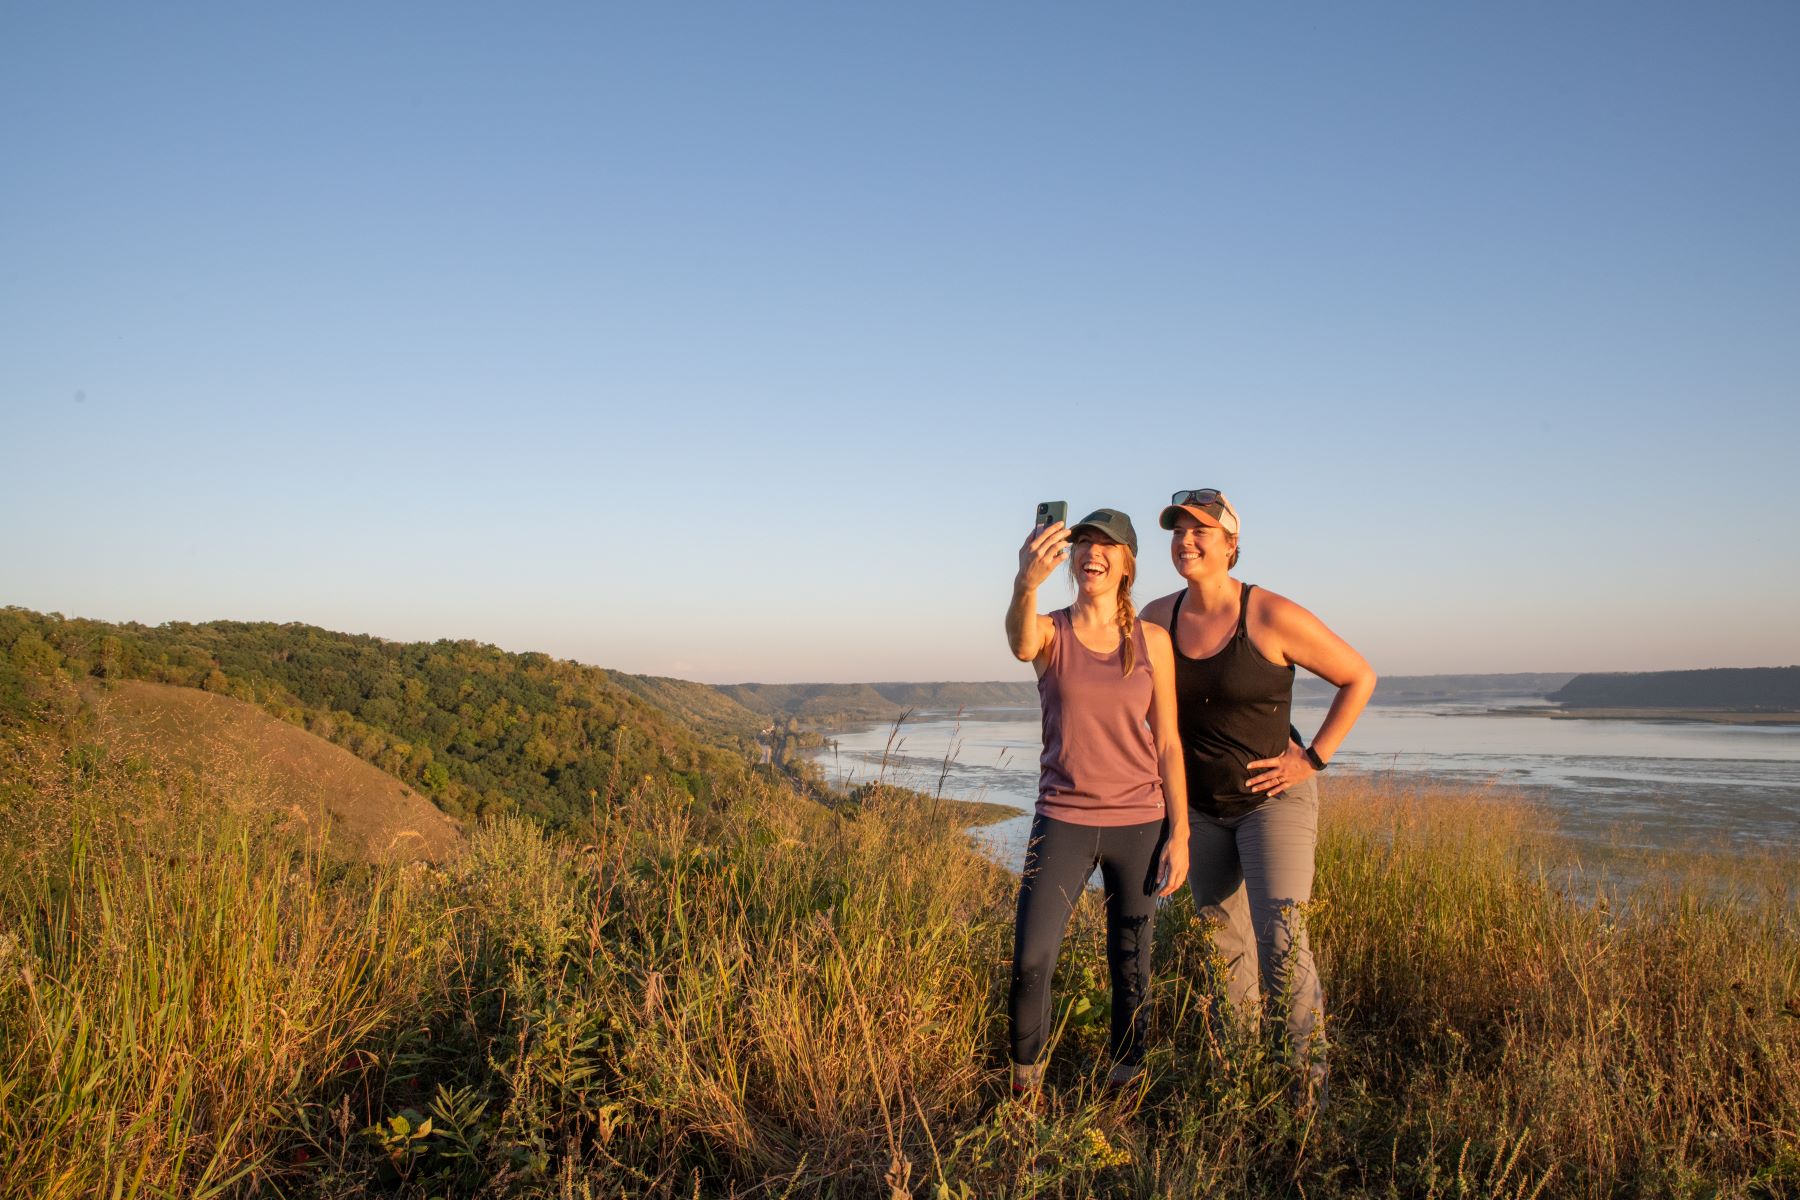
[1139,488,1375,1103]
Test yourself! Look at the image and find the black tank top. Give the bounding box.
[1171,582,1295,819]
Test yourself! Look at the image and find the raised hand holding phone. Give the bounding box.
[1019,503,1070,591]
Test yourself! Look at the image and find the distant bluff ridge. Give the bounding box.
[1550,665,1800,711]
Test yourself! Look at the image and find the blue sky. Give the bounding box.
[4,3,1797,682]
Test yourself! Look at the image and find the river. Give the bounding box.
[811,703,1800,872]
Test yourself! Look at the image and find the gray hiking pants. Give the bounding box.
[1187,776,1325,1078]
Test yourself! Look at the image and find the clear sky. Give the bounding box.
[4,3,1797,683]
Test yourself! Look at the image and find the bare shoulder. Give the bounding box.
[1249,586,1321,630]
[1245,586,1327,670]
[1139,620,1172,651]
[1247,583,1370,683]
[1138,591,1182,629]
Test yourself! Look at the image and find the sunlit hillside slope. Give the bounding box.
[87,678,462,860]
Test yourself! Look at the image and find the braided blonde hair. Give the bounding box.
[1115,549,1138,677]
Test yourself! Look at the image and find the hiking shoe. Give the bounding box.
[1011,1062,1046,1110]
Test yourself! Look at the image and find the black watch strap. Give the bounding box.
[1304,744,1329,771]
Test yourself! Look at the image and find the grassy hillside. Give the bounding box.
[606,671,768,739]
[1,608,756,827]
[716,681,905,725]
[87,678,462,860]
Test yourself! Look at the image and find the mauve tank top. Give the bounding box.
[1171,583,1294,819]
[1036,608,1165,826]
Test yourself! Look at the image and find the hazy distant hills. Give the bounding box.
[624,672,1588,727]
[669,667,1800,723]
[725,681,1045,724]
[605,672,769,738]
[1550,666,1800,712]
[631,670,1795,729]
[609,678,1050,728]
[1295,672,1575,705]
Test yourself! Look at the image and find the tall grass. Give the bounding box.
[0,736,441,1198]
[1310,780,1800,1195]
[2,734,1796,1197]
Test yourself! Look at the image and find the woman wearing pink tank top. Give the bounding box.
[1003,507,1189,1096]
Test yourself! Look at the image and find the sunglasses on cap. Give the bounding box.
[1161,487,1240,536]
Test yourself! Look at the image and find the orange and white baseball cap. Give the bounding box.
[1158,488,1240,537]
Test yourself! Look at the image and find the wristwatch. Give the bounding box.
[1304,744,1329,771]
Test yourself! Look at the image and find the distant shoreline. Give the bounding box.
[819,702,1800,736]
[1490,705,1800,726]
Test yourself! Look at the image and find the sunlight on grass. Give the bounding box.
[2,740,1796,1196]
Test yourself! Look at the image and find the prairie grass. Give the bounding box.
[0,734,442,1198]
[1,737,1796,1197]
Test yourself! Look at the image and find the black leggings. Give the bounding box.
[1009,814,1165,1068]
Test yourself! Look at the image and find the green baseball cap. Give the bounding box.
[1068,508,1138,556]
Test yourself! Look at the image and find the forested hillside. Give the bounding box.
[605,671,768,737]
[1550,665,1800,711]
[0,608,755,826]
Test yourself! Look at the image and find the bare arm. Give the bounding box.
[1271,597,1376,764]
[1005,521,1069,663]
[1246,591,1376,793]
[1142,623,1190,894]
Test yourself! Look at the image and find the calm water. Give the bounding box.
[812,703,1800,871]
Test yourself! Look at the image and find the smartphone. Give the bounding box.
[1035,501,1067,529]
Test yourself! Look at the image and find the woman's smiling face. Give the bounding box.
[1169,511,1235,579]
[1071,531,1129,595]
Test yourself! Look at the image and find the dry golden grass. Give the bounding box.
[0,734,445,1199]
[1,737,1795,1198]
